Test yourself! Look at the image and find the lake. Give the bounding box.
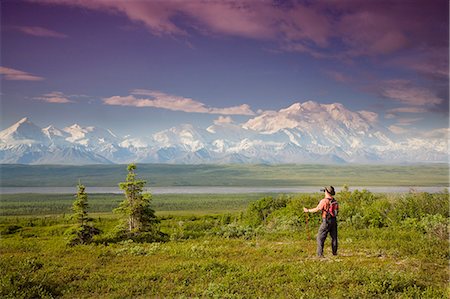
[0,186,447,194]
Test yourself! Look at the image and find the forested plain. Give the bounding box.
[1,163,448,187]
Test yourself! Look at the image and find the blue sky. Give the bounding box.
[1,0,448,137]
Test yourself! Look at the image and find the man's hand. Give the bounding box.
[303,207,308,213]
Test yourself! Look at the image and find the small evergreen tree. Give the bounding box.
[72,183,90,226]
[66,182,100,246]
[114,163,160,241]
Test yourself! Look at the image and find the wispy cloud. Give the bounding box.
[323,69,353,83]
[420,128,449,139]
[395,117,423,126]
[387,107,428,114]
[103,89,255,116]
[388,47,448,82]
[379,80,443,106]
[33,0,448,111]
[14,26,67,38]
[36,1,445,56]
[34,91,74,104]
[0,66,44,81]
[214,116,234,125]
[357,110,378,123]
[388,125,409,135]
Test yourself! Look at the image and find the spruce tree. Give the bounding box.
[114,163,160,241]
[72,183,90,226]
[66,182,99,246]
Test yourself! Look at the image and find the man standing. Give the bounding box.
[303,186,339,257]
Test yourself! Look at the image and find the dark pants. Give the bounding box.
[317,217,338,256]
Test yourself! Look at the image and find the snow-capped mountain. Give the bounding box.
[0,117,49,144]
[0,101,447,164]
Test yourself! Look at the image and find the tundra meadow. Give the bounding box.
[1,165,449,298]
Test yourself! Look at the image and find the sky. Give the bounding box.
[1,0,449,138]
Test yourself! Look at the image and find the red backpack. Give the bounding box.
[324,197,339,219]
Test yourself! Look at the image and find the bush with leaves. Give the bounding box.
[390,190,449,223]
[245,195,290,227]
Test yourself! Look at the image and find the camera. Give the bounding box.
[320,188,326,192]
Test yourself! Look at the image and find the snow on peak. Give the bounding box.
[42,125,67,138]
[0,106,447,165]
[283,102,302,112]
[0,117,47,142]
[301,100,321,111]
[153,124,206,151]
[244,101,376,134]
[64,124,87,141]
[68,124,83,130]
[17,117,30,124]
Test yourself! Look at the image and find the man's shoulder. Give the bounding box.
[318,198,328,206]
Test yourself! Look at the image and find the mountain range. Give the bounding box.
[0,101,447,164]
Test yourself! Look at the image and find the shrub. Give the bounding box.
[0,258,61,298]
[339,189,379,224]
[215,223,255,239]
[245,195,290,227]
[417,214,449,239]
[65,224,101,246]
[361,198,393,228]
[391,191,449,223]
[1,225,22,235]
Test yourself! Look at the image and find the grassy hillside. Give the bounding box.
[1,163,448,187]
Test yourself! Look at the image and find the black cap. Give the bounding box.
[321,186,335,195]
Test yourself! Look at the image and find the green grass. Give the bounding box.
[0,190,448,298]
[0,218,448,298]
[1,163,448,187]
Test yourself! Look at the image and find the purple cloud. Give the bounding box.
[380,80,443,107]
[14,26,67,38]
[0,66,44,81]
[323,70,353,83]
[103,89,255,116]
[34,1,447,58]
[34,91,73,103]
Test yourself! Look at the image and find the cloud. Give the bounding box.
[104,89,255,116]
[324,70,352,83]
[379,80,443,106]
[14,26,67,38]
[0,66,44,81]
[34,91,74,103]
[337,11,409,57]
[388,125,409,135]
[214,116,234,125]
[387,107,428,114]
[388,47,448,82]
[358,110,378,123]
[420,128,449,139]
[34,1,447,56]
[394,117,423,126]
